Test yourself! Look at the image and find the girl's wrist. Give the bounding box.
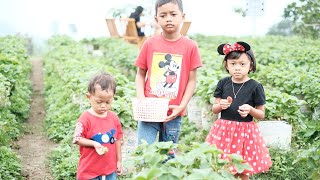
[215,103,222,110]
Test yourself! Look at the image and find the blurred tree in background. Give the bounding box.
[267,19,295,36]
[284,0,320,39]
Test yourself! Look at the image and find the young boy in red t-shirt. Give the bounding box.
[73,72,123,180]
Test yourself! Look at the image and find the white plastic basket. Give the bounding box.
[258,121,292,150]
[132,97,170,122]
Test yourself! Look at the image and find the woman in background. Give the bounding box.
[129,6,146,37]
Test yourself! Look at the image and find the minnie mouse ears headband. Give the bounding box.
[217,41,251,55]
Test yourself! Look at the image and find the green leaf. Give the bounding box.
[146,167,163,179]
[303,130,316,137]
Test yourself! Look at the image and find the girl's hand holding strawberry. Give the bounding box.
[219,96,233,110]
[238,104,252,118]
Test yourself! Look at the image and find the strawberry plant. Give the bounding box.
[123,141,251,180]
[293,142,320,180]
[0,146,22,180]
[0,35,32,179]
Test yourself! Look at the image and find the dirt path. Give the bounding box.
[14,57,57,180]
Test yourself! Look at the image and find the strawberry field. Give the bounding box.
[0,34,319,180]
[0,36,32,178]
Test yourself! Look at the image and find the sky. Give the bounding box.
[0,0,294,40]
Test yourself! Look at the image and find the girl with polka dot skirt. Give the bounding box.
[205,42,272,180]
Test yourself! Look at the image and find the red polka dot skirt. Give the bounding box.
[206,119,272,175]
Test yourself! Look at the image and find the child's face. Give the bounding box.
[155,2,185,35]
[87,85,114,115]
[226,53,252,81]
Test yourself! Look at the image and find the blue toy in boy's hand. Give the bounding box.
[91,129,116,144]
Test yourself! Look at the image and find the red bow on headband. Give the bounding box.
[217,41,251,55]
[223,43,246,55]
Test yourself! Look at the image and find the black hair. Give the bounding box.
[130,6,144,19]
[223,50,257,73]
[88,72,117,95]
[155,0,183,15]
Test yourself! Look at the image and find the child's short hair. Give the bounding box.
[155,0,183,15]
[223,50,257,73]
[88,72,117,95]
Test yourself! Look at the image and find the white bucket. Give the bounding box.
[258,121,292,150]
[121,128,138,175]
[188,97,217,129]
[201,104,218,130]
[187,96,202,128]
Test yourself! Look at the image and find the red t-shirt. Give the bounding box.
[135,35,202,116]
[73,111,123,180]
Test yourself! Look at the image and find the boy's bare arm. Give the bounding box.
[116,139,122,162]
[116,139,122,175]
[180,69,197,109]
[76,138,100,148]
[135,68,147,98]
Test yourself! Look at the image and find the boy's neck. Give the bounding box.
[88,108,108,118]
[161,32,182,41]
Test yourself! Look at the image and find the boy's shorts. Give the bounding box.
[90,172,116,180]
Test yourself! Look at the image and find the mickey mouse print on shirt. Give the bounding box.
[150,53,182,99]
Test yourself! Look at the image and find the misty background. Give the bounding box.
[0,0,293,44]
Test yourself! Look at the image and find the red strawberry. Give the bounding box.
[227,96,233,103]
